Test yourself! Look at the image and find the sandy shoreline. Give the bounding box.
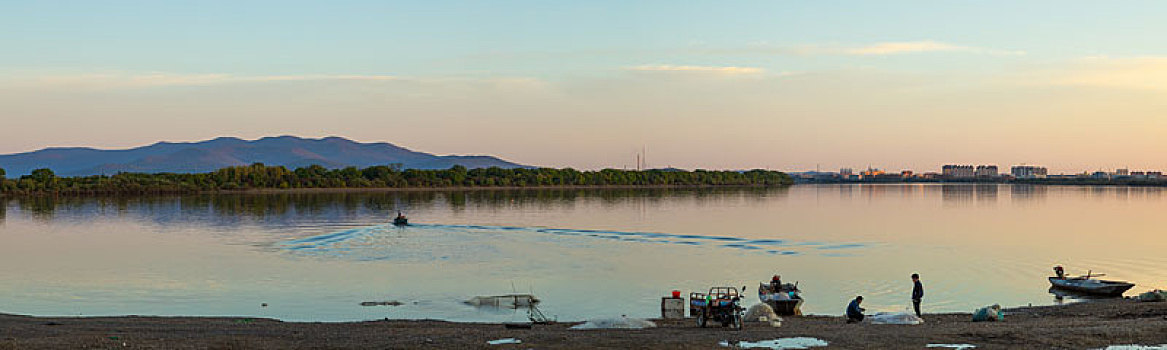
[2,299,1165,349]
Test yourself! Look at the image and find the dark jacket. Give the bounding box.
[912,280,924,300]
[846,299,864,319]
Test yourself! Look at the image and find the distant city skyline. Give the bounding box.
[4,1,1167,173]
[0,135,1158,175]
[815,164,1155,176]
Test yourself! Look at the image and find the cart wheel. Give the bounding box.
[696,314,707,328]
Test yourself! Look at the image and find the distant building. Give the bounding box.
[975,165,998,178]
[1130,170,1160,179]
[860,168,885,177]
[942,165,975,178]
[840,168,854,177]
[1115,168,1130,176]
[901,170,914,178]
[1011,165,1048,179]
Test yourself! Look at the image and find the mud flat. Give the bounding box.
[1,299,1165,349]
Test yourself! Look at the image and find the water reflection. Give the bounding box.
[1049,287,1118,305]
[941,184,974,205]
[17,196,61,221]
[975,185,998,204]
[1009,184,1048,203]
[3,187,789,224]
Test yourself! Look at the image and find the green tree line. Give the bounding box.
[0,164,792,196]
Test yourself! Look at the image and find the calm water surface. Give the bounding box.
[1,184,1165,322]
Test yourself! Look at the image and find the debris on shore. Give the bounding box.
[720,337,828,349]
[465,294,539,308]
[570,317,656,330]
[866,312,924,325]
[359,301,403,307]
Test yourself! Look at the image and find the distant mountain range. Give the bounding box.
[0,136,529,177]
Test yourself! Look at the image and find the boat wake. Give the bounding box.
[277,223,872,261]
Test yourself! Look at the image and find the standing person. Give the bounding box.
[911,273,924,317]
[846,296,865,323]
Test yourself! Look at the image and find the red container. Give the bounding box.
[671,290,681,298]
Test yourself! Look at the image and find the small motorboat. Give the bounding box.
[1048,266,1134,297]
[392,212,408,226]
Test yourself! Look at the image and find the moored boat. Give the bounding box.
[1048,277,1134,296]
[1048,266,1134,297]
[758,275,804,316]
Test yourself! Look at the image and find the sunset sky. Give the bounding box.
[2,1,1166,173]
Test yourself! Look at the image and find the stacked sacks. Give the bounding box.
[744,303,783,327]
[972,304,1004,322]
[1137,290,1166,302]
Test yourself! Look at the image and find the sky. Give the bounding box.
[2,1,1167,173]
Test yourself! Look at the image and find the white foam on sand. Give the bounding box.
[486,338,522,345]
[719,337,829,349]
[485,338,522,345]
[927,344,976,350]
[1099,345,1167,350]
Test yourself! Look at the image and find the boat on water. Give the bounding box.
[758,275,804,316]
[1048,266,1134,297]
[392,212,409,226]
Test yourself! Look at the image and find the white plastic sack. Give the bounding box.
[570,317,656,330]
[865,312,924,325]
[721,337,829,349]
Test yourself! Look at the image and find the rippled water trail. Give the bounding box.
[279,223,871,261]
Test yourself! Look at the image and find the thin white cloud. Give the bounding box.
[782,41,1025,56]
[844,41,966,55]
[624,65,765,74]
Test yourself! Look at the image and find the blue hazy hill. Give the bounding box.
[0,136,528,177]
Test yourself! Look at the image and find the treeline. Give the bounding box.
[0,164,792,196]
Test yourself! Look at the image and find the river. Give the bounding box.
[1,184,1164,322]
